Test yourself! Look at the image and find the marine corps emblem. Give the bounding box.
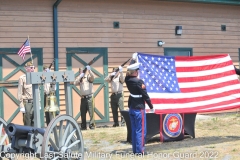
[163,113,182,138]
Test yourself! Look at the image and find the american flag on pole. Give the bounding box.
[137,52,240,114]
[17,39,31,60]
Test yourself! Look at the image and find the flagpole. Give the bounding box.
[28,35,33,64]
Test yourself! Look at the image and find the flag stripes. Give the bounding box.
[17,39,31,60]
[137,53,240,114]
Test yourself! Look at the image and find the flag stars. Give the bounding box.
[138,53,180,94]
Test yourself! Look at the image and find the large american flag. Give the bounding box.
[17,39,31,60]
[137,52,240,114]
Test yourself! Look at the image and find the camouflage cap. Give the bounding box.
[25,61,33,67]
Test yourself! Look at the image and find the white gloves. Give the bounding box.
[149,109,155,113]
[111,72,116,76]
[20,107,25,113]
[45,68,50,72]
[132,52,138,60]
[79,73,84,78]
[86,65,91,70]
[118,66,123,72]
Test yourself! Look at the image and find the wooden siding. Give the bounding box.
[0,0,240,122]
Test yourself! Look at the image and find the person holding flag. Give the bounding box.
[125,53,154,155]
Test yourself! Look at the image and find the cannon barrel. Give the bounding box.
[6,123,45,137]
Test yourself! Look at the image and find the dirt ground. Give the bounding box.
[1,113,240,160]
[82,113,240,160]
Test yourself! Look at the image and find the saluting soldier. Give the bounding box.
[104,66,125,127]
[125,53,154,155]
[17,61,36,126]
[73,65,96,130]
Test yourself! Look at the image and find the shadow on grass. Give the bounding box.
[111,135,240,154]
[148,135,240,150]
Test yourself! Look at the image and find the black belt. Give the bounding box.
[23,99,33,103]
[82,94,92,99]
[112,92,122,96]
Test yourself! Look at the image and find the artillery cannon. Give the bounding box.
[0,71,84,160]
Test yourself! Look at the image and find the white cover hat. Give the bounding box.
[127,63,140,70]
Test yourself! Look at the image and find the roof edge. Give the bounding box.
[164,0,240,6]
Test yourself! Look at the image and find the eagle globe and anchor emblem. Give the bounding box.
[163,113,183,138]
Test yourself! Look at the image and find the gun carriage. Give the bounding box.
[0,70,84,160]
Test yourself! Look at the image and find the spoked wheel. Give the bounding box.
[0,117,9,146]
[41,114,84,160]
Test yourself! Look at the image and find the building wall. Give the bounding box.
[0,0,240,123]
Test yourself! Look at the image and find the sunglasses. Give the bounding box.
[27,66,35,69]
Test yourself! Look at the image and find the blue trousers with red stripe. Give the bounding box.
[129,108,147,154]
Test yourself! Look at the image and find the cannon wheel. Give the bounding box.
[0,117,11,160]
[0,117,9,146]
[41,114,84,160]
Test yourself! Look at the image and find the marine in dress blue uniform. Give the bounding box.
[125,54,154,154]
